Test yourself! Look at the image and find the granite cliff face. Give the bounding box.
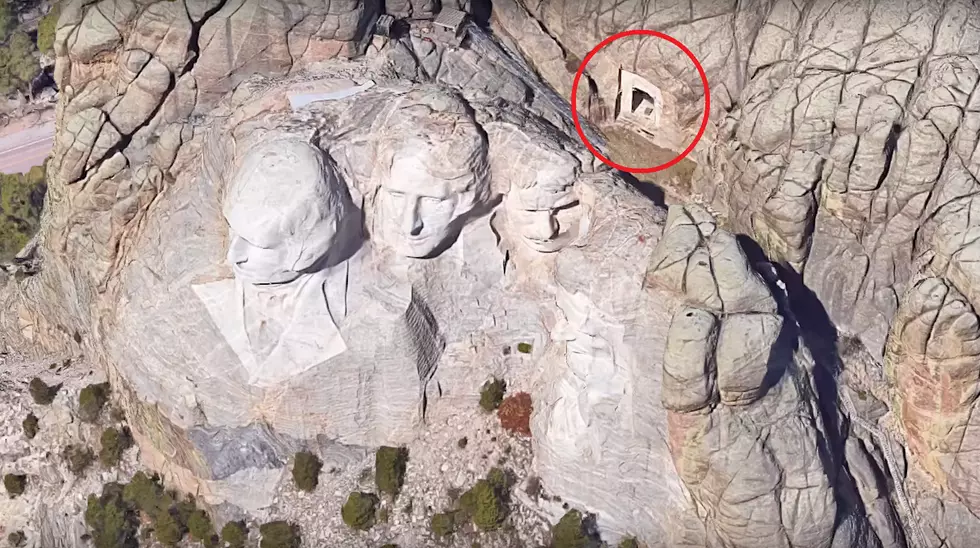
[4,0,980,547]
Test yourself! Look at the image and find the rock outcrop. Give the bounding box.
[6,0,980,547]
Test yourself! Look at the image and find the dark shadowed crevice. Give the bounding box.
[736,234,876,541]
[617,171,666,208]
[468,0,493,28]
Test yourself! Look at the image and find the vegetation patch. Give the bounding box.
[78,382,111,422]
[36,2,60,53]
[28,376,59,405]
[459,479,504,531]
[517,342,533,354]
[551,509,601,548]
[0,31,38,96]
[291,450,322,492]
[99,426,133,467]
[430,511,456,538]
[21,413,38,439]
[375,445,409,497]
[341,491,379,530]
[259,520,301,548]
[220,520,248,548]
[498,392,533,436]
[479,377,507,412]
[64,444,95,475]
[3,473,26,497]
[123,471,168,517]
[187,508,218,546]
[6,530,25,547]
[84,482,139,548]
[154,507,186,546]
[0,167,47,263]
[618,538,640,548]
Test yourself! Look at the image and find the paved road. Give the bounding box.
[0,120,55,175]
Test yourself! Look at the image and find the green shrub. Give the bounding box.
[154,507,185,546]
[291,450,322,492]
[517,342,533,354]
[460,480,503,531]
[36,3,60,53]
[21,413,38,439]
[187,509,217,547]
[78,382,110,422]
[6,530,25,547]
[479,378,506,412]
[551,510,588,548]
[63,444,94,475]
[375,446,409,496]
[617,538,640,548]
[28,377,59,404]
[220,520,248,548]
[123,471,168,516]
[430,511,456,538]
[99,426,132,467]
[341,491,379,530]
[0,167,46,263]
[3,473,26,497]
[487,467,510,492]
[259,520,301,548]
[84,483,139,548]
[0,32,38,95]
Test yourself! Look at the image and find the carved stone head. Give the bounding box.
[373,90,491,258]
[223,137,352,284]
[487,118,583,253]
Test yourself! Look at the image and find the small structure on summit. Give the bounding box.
[432,7,469,46]
[616,69,663,138]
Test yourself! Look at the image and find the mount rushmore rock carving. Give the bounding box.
[5,0,980,546]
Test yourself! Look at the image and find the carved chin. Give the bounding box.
[231,264,300,285]
[395,235,443,258]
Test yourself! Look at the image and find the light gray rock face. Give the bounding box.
[490,1,980,545]
[0,1,964,547]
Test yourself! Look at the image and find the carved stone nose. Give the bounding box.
[403,197,424,236]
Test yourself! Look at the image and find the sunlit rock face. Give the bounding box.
[5,0,969,546]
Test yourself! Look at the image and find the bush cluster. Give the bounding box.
[0,165,46,263]
[187,509,217,546]
[99,426,133,467]
[479,377,507,412]
[83,470,234,548]
[430,466,513,538]
[64,444,95,475]
[618,538,640,548]
[259,520,301,548]
[291,450,322,492]
[3,473,26,498]
[21,413,38,439]
[0,31,37,95]
[6,530,25,547]
[430,511,456,538]
[28,377,59,405]
[78,382,111,423]
[220,520,248,548]
[36,3,60,53]
[375,445,409,497]
[551,509,589,548]
[341,491,379,531]
[84,482,139,548]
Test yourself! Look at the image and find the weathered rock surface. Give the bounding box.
[6,0,980,547]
